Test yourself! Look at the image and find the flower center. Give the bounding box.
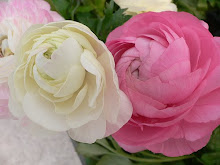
[0,34,13,57]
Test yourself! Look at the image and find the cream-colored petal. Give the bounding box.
[97,52,121,123]
[24,50,41,93]
[68,116,106,143]
[55,83,88,115]
[54,65,85,97]
[39,88,73,103]
[78,29,121,123]
[16,25,58,64]
[81,49,105,107]
[105,91,133,136]
[57,29,96,56]
[33,65,59,94]
[23,93,70,131]
[13,64,26,103]
[64,23,97,42]
[0,55,15,83]
[67,90,104,129]
[114,0,177,14]
[8,74,25,118]
[35,38,83,80]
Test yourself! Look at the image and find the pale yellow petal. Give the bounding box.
[54,65,85,97]
[54,83,88,114]
[68,116,106,143]
[81,49,105,107]
[23,93,70,131]
[67,90,104,129]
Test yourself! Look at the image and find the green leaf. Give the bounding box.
[77,6,95,13]
[97,155,134,165]
[97,0,131,41]
[44,0,56,11]
[76,143,110,157]
[94,0,106,17]
[76,12,98,33]
[201,152,220,165]
[174,0,207,19]
[85,157,99,165]
[207,126,220,152]
[51,0,71,19]
[96,138,111,147]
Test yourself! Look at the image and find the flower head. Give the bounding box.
[106,11,220,157]
[9,21,132,143]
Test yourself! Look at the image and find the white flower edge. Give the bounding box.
[114,0,177,15]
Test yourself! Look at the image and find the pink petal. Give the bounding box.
[146,135,211,157]
[151,38,190,76]
[185,89,220,123]
[130,69,202,104]
[113,123,178,146]
[174,120,219,141]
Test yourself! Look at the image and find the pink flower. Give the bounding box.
[106,11,220,157]
[0,0,63,119]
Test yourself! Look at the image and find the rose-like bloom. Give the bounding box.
[114,0,177,15]
[0,0,63,118]
[106,12,220,157]
[8,21,133,143]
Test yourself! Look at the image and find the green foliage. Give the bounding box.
[97,155,134,165]
[174,0,220,20]
[201,153,220,165]
[45,0,131,41]
[76,143,110,157]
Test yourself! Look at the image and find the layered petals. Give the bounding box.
[106,12,220,156]
[9,21,133,143]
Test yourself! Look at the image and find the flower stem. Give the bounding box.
[96,141,194,163]
[140,151,165,159]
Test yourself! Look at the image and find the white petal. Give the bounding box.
[98,51,121,123]
[67,90,104,129]
[57,29,96,56]
[39,88,73,103]
[0,55,15,83]
[55,83,88,114]
[68,116,106,143]
[35,38,83,80]
[8,74,25,118]
[81,49,105,107]
[54,65,85,97]
[23,93,70,131]
[13,64,26,103]
[33,66,59,94]
[105,91,133,136]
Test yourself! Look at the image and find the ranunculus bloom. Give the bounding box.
[106,12,220,157]
[114,0,177,15]
[8,21,133,143]
[0,0,63,118]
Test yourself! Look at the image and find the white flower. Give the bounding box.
[114,0,177,15]
[8,21,133,143]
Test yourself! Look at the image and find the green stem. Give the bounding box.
[140,151,165,159]
[108,137,123,152]
[120,152,194,163]
[96,141,194,163]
